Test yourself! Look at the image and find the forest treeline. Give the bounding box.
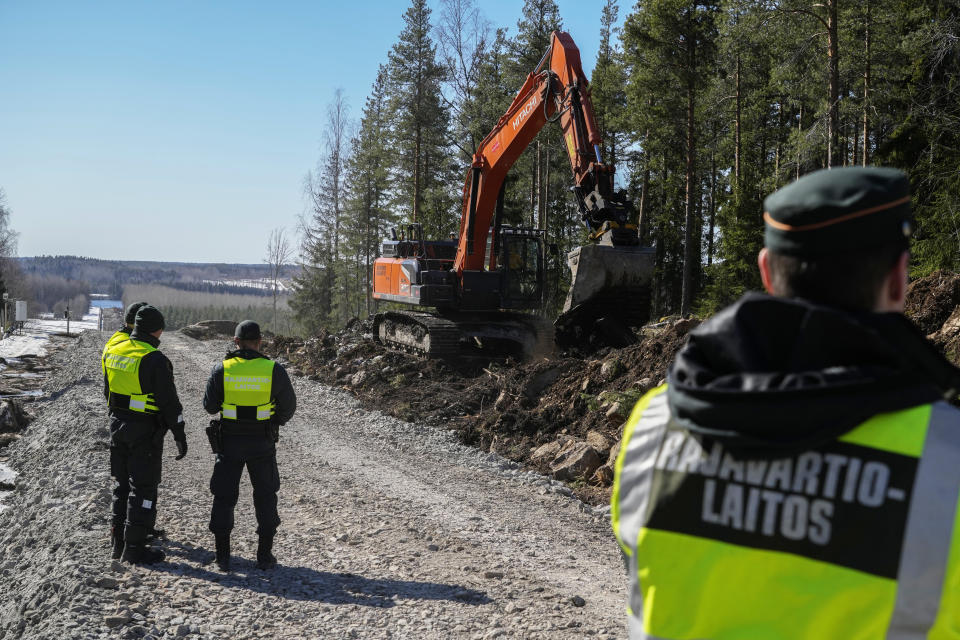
[122,285,296,335]
[18,256,296,297]
[293,0,960,331]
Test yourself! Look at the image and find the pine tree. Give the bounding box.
[591,0,628,169]
[623,0,719,316]
[290,91,353,333]
[386,0,454,239]
[878,1,960,273]
[342,66,401,317]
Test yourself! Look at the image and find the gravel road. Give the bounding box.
[0,330,627,639]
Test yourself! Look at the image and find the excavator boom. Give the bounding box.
[454,31,641,276]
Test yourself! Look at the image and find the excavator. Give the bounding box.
[372,31,654,358]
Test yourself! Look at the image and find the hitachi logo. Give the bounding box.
[512,94,539,130]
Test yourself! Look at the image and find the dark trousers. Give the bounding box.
[209,433,280,537]
[109,416,163,546]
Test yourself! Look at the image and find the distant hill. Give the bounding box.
[17,256,298,298]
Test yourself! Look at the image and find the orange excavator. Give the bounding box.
[372,31,654,358]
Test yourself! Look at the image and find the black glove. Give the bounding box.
[175,439,188,460]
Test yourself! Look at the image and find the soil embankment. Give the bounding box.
[271,272,960,506]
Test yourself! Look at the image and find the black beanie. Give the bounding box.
[124,301,149,325]
[235,320,261,340]
[134,305,165,334]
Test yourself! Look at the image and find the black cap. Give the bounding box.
[134,305,165,334]
[763,166,913,256]
[124,301,149,325]
[235,320,261,340]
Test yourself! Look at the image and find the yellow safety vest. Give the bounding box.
[612,385,960,639]
[221,356,275,422]
[101,329,131,376]
[104,338,159,414]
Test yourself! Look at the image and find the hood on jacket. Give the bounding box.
[667,293,960,452]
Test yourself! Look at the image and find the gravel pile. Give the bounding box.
[0,330,626,639]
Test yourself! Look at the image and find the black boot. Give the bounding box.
[110,527,124,560]
[215,535,231,572]
[121,543,165,565]
[256,535,276,570]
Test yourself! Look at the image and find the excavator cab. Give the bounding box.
[498,227,544,310]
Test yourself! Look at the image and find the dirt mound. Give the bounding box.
[905,271,960,335]
[264,272,960,506]
[265,316,697,505]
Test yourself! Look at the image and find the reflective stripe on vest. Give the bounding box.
[612,386,960,639]
[104,338,159,414]
[221,356,274,422]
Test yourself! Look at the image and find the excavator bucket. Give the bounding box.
[554,244,656,348]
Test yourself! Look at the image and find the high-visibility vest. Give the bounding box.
[104,338,159,414]
[101,329,131,375]
[221,356,275,422]
[612,385,960,639]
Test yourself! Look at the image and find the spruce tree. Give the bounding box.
[386,0,454,239]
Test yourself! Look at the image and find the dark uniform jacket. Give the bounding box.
[202,349,296,425]
[103,331,186,442]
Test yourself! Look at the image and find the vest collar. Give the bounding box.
[226,348,268,360]
[129,331,160,347]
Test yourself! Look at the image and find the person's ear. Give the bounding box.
[758,248,776,295]
[879,250,910,312]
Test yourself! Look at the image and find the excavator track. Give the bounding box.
[373,311,460,358]
[374,310,555,360]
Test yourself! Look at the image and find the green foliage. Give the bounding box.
[387,0,455,239]
[292,0,960,333]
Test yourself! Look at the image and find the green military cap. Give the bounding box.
[763,166,913,256]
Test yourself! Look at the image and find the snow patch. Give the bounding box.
[0,307,103,358]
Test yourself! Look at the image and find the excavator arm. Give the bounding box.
[453,31,637,277]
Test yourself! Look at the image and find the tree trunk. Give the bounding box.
[827,0,840,168]
[853,115,860,167]
[680,61,698,317]
[532,141,540,226]
[414,123,422,223]
[735,54,742,186]
[542,148,550,230]
[862,0,871,166]
[638,129,650,246]
[797,103,803,180]
[707,150,716,266]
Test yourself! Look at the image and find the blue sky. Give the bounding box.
[0,1,624,263]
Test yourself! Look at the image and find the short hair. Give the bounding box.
[766,243,905,311]
[236,337,261,350]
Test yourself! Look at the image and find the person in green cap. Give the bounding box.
[202,320,296,572]
[612,167,960,639]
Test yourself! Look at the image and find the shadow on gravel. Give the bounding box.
[151,541,491,608]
